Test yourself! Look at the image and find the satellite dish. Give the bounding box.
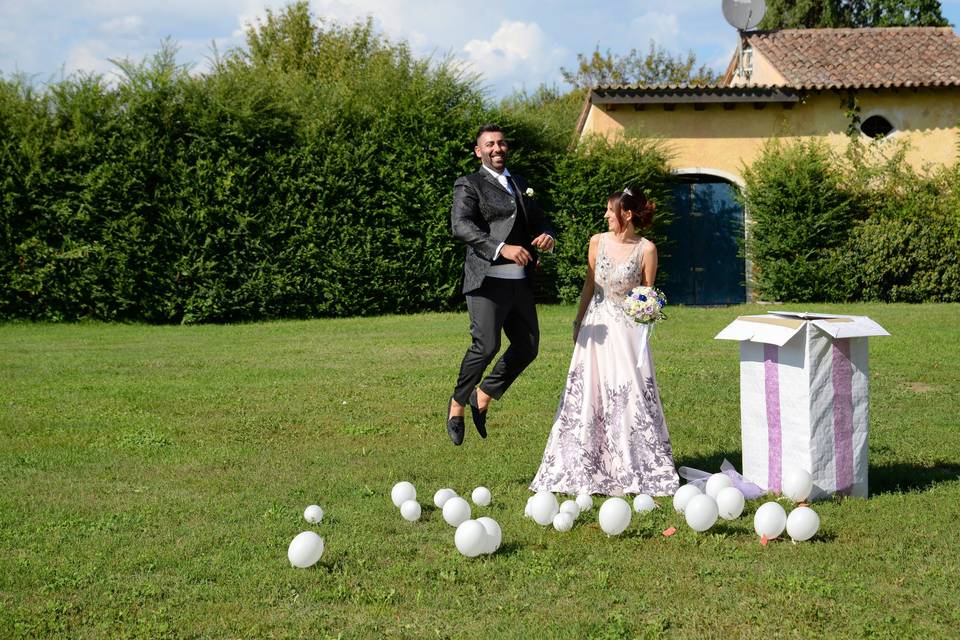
[722,0,766,31]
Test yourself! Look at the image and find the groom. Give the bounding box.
[446,124,556,445]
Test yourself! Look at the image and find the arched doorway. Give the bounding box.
[660,170,746,305]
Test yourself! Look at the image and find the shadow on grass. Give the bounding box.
[492,541,527,558]
[869,461,960,495]
[676,450,960,496]
[675,450,742,473]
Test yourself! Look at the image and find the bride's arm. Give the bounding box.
[641,239,658,286]
[573,235,599,341]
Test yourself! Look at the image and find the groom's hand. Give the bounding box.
[531,234,555,252]
[501,244,532,266]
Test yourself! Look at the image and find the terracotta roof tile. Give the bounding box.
[744,27,960,89]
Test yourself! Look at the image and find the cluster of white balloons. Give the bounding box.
[393,481,501,557]
[391,481,421,521]
[672,469,821,542]
[673,473,746,532]
[525,491,664,536]
[525,491,595,532]
[753,469,820,542]
[753,502,820,541]
[287,503,326,568]
[432,484,493,527]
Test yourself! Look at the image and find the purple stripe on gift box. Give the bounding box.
[763,343,782,493]
[832,338,854,495]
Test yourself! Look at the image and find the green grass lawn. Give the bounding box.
[2,303,959,639]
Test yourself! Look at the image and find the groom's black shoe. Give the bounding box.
[447,396,465,446]
[469,388,487,439]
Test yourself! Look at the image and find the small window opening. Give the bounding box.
[860,115,895,138]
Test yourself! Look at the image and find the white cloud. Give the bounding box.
[628,11,681,49]
[97,15,146,39]
[462,20,561,81]
[64,41,121,79]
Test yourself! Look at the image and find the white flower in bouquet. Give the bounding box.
[624,286,667,324]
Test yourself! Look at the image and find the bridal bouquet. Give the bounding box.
[624,286,667,324]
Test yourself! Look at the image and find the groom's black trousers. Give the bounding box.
[453,276,539,406]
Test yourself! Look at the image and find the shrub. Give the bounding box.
[743,137,960,303]
[842,146,960,302]
[0,6,488,322]
[742,139,859,301]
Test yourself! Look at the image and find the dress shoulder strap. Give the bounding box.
[636,237,647,278]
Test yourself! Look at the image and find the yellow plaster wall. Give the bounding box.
[583,88,960,181]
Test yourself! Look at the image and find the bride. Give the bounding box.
[530,187,680,497]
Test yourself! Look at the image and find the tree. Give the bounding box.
[757,0,948,29]
[852,0,949,26]
[560,41,721,89]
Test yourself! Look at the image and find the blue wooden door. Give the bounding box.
[661,176,745,305]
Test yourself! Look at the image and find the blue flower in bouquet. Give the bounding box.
[623,286,667,324]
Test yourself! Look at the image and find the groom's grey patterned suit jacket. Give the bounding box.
[450,170,554,294]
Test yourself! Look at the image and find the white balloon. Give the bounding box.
[287,531,324,568]
[476,517,502,554]
[530,491,559,526]
[754,501,787,539]
[454,519,488,558]
[575,493,594,511]
[672,484,703,513]
[598,497,632,536]
[559,499,581,518]
[391,481,416,508]
[786,506,820,542]
[524,496,533,518]
[471,486,492,507]
[553,512,574,532]
[303,504,324,524]
[705,473,733,498]
[716,486,745,520]
[433,488,456,509]
[684,494,719,532]
[782,468,814,503]
[400,499,421,522]
[633,494,656,513]
[442,496,472,527]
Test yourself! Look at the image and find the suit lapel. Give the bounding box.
[479,169,509,194]
[477,170,519,215]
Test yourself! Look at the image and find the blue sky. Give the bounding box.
[2,1,960,99]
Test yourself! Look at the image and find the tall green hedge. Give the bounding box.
[743,138,960,303]
[0,3,674,322]
[0,11,487,322]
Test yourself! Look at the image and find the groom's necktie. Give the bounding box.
[507,176,527,223]
[498,173,514,195]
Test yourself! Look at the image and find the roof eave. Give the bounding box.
[589,87,802,105]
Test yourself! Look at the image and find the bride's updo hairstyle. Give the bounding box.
[609,187,656,229]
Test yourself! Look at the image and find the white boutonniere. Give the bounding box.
[524,187,534,198]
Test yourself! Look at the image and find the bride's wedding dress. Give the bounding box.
[530,233,680,496]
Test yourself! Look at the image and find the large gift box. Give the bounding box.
[715,312,889,500]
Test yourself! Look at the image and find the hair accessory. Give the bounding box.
[623,187,633,196]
